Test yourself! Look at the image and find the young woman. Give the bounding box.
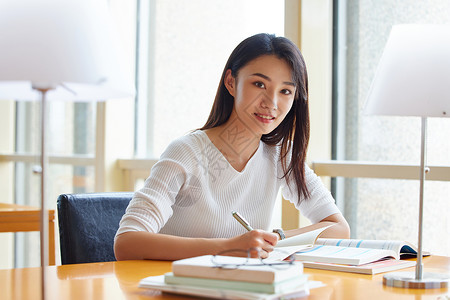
[114,33,350,261]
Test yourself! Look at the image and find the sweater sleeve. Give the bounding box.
[281,164,341,223]
[115,137,197,237]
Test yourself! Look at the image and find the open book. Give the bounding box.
[268,227,427,271]
[266,225,332,262]
[293,238,429,266]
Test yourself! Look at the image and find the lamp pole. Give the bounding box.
[33,86,53,300]
[383,116,448,288]
[416,116,427,280]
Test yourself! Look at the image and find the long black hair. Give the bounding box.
[200,33,310,200]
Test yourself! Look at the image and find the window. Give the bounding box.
[334,0,450,255]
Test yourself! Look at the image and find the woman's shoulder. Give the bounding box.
[161,130,208,160]
[167,130,205,147]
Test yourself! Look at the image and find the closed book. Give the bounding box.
[303,259,416,275]
[172,255,304,284]
[139,275,310,300]
[164,272,308,294]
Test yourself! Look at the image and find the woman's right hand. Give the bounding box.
[224,230,278,259]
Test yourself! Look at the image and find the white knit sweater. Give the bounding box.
[116,130,340,239]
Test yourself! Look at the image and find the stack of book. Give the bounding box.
[139,255,310,300]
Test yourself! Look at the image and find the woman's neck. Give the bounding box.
[204,116,261,172]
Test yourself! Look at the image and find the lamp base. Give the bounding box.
[383,271,450,289]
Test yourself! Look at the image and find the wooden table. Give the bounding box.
[1,255,449,299]
[0,203,55,265]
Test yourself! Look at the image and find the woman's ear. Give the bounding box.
[224,69,235,97]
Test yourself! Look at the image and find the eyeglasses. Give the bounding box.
[211,248,296,270]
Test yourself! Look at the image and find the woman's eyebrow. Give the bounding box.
[251,73,295,86]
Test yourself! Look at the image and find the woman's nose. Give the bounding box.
[261,92,278,110]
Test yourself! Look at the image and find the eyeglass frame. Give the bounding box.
[211,248,296,269]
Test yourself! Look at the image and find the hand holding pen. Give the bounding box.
[231,211,278,258]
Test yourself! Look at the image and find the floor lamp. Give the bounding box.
[0,0,134,299]
[364,24,450,289]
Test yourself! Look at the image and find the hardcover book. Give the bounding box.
[164,272,308,294]
[302,258,416,274]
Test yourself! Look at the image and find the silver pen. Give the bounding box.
[232,211,254,231]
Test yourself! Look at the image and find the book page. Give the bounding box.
[266,245,312,262]
[275,225,333,248]
[315,238,409,254]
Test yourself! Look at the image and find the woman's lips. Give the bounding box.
[254,113,275,123]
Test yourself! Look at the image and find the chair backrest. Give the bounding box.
[57,192,133,265]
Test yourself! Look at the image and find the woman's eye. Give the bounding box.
[281,89,292,95]
[254,82,265,88]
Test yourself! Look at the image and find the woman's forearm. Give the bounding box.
[114,229,279,261]
[114,231,228,261]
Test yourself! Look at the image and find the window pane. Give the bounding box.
[355,178,449,256]
[15,101,96,208]
[338,0,450,255]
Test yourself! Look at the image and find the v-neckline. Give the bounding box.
[199,130,261,174]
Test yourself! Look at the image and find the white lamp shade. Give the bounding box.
[0,0,134,101]
[364,24,450,118]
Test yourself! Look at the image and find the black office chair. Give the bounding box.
[57,192,133,265]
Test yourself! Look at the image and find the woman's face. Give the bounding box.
[225,55,296,136]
